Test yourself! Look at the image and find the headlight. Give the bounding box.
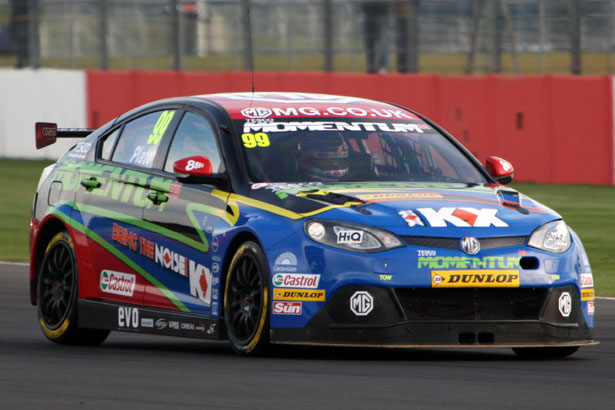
[304,219,404,253]
[528,220,571,254]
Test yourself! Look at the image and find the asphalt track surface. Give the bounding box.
[2,262,614,410]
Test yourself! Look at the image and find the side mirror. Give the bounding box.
[174,155,213,181]
[486,156,514,184]
[172,155,229,188]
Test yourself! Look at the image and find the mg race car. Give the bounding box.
[30,92,597,357]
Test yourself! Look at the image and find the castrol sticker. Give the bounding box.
[100,270,136,297]
[272,273,320,289]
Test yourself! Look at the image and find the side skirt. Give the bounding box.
[78,299,227,340]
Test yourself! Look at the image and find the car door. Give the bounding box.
[141,110,230,317]
[75,109,181,309]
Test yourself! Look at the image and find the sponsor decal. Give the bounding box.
[67,141,92,160]
[431,270,520,288]
[211,236,219,252]
[273,301,303,315]
[169,181,182,198]
[417,207,508,227]
[272,273,320,288]
[141,318,154,328]
[241,107,273,119]
[580,273,594,288]
[272,288,325,302]
[150,243,212,306]
[274,252,298,272]
[195,324,206,332]
[398,210,425,227]
[350,291,374,316]
[334,228,363,244]
[189,262,212,305]
[181,323,195,330]
[212,301,219,316]
[240,105,416,120]
[460,236,480,255]
[357,192,442,202]
[418,256,521,270]
[417,249,436,257]
[155,244,189,277]
[207,324,216,335]
[53,162,175,213]
[587,301,595,315]
[581,289,595,301]
[155,319,168,330]
[169,321,180,330]
[559,292,572,317]
[100,270,136,297]
[244,121,425,134]
[118,307,139,329]
[112,223,138,251]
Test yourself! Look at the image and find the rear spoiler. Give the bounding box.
[35,122,95,149]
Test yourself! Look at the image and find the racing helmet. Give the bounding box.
[297,133,349,181]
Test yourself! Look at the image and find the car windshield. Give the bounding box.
[234,118,487,184]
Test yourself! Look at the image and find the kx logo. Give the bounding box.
[417,207,508,227]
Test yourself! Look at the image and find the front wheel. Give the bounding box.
[37,231,109,345]
[512,346,579,359]
[224,241,270,355]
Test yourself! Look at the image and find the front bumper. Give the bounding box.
[270,285,596,347]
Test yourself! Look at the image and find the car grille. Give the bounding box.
[395,288,548,321]
[401,235,526,250]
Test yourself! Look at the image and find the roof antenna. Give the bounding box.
[241,0,255,95]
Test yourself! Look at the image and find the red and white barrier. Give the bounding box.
[1,69,613,185]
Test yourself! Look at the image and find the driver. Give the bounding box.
[296,133,349,181]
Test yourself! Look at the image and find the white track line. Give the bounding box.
[0,261,28,266]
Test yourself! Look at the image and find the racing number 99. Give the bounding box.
[242,133,270,148]
[148,110,175,145]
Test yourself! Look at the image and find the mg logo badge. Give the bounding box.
[460,236,480,255]
[350,291,374,316]
[558,292,572,317]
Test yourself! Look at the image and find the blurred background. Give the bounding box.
[0,0,613,75]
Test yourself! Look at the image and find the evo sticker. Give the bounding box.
[431,270,520,287]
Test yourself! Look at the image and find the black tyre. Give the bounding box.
[224,241,270,355]
[512,346,579,359]
[37,231,109,345]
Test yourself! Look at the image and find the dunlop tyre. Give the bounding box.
[37,230,109,345]
[224,241,270,355]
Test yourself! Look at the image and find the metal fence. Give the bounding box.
[1,0,614,74]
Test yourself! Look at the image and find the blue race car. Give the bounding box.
[30,92,596,357]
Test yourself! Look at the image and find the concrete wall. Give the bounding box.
[0,69,86,159]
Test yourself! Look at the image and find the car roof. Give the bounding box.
[196,92,421,120]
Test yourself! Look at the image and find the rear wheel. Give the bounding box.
[37,231,109,345]
[224,241,270,355]
[512,346,579,359]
